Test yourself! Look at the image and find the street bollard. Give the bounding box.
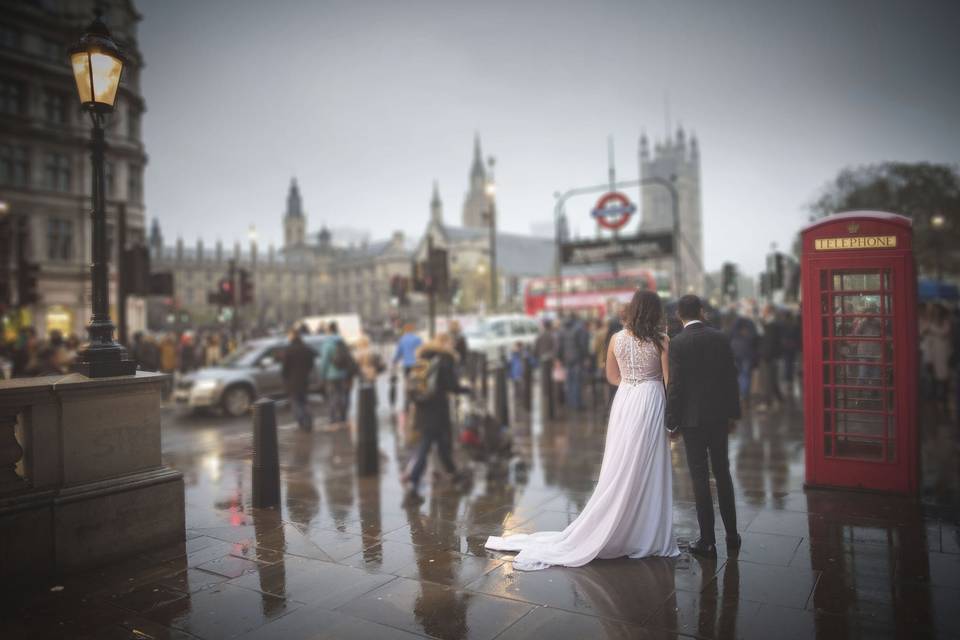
[495,363,509,427]
[252,398,280,509]
[523,357,533,413]
[356,382,379,476]
[480,353,488,400]
[542,359,555,420]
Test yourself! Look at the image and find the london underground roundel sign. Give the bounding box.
[591,191,636,231]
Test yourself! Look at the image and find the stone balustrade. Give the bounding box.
[0,371,185,580]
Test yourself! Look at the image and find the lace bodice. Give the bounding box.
[613,329,663,384]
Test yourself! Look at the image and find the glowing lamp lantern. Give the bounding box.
[69,12,124,113]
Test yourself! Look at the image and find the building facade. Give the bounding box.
[150,179,411,331]
[0,0,147,338]
[639,127,704,294]
[417,141,554,313]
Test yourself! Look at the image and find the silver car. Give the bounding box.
[174,335,330,417]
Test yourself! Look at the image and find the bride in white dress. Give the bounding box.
[486,289,680,570]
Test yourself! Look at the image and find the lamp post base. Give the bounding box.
[72,342,137,378]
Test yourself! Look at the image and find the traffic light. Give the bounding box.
[239,268,254,305]
[218,278,234,306]
[123,243,151,295]
[721,262,738,301]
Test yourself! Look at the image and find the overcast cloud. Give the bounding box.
[138,0,960,275]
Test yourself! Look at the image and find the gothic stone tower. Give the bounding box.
[284,177,306,248]
[461,134,489,229]
[639,127,703,294]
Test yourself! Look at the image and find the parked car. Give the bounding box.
[463,314,540,362]
[174,334,330,416]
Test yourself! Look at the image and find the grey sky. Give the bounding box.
[138,0,960,275]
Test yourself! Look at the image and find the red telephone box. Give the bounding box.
[801,211,918,494]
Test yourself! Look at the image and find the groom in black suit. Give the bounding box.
[666,295,742,557]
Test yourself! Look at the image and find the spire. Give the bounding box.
[430,180,443,225]
[676,125,686,148]
[470,132,485,181]
[639,131,650,160]
[285,177,303,218]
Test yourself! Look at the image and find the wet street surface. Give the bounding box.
[2,377,959,639]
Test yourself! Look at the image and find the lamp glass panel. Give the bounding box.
[71,52,92,104]
[90,51,123,106]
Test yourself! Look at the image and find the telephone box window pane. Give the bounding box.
[835,339,883,364]
[822,340,831,360]
[820,271,828,289]
[824,412,833,433]
[885,341,894,362]
[886,391,895,411]
[838,272,882,291]
[882,271,891,290]
[887,414,896,439]
[822,317,830,338]
[822,365,831,385]
[830,364,890,387]
[836,388,883,412]
[835,436,883,460]
[834,411,885,437]
[823,388,832,408]
[833,294,881,315]
[834,317,882,337]
[821,294,830,315]
[824,435,833,456]
[881,295,893,314]
[886,440,896,462]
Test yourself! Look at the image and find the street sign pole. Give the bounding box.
[427,235,436,339]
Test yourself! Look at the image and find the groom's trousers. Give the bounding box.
[681,426,737,543]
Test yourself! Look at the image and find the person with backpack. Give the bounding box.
[320,321,356,424]
[404,332,471,505]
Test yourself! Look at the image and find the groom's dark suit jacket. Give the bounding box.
[666,322,741,431]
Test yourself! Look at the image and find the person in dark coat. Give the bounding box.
[283,331,317,431]
[558,314,590,410]
[404,333,470,504]
[667,295,742,558]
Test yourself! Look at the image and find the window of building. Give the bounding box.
[42,152,70,192]
[128,164,142,201]
[0,78,25,115]
[46,217,73,261]
[127,108,141,140]
[0,24,21,50]
[39,36,60,62]
[104,160,115,198]
[43,88,69,124]
[0,144,29,186]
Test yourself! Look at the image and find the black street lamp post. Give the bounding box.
[69,11,136,378]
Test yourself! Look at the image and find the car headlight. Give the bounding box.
[193,379,219,392]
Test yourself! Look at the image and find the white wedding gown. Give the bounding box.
[486,330,679,570]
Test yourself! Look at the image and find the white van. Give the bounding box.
[299,314,363,345]
[463,314,541,361]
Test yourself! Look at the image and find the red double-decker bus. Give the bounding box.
[524,269,666,316]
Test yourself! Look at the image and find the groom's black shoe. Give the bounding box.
[726,533,742,552]
[688,538,717,558]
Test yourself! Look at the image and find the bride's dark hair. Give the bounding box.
[622,289,665,352]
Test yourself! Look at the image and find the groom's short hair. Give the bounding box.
[677,295,703,321]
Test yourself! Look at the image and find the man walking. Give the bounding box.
[667,295,742,557]
[320,322,352,424]
[283,330,317,431]
[558,314,589,410]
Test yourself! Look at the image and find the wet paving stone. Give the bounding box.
[495,605,677,640]
[144,582,298,639]
[337,576,534,640]
[235,605,427,639]
[227,555,395,607]
[7,387,960,638]
[464,557,679,626]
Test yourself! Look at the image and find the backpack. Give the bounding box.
[407,355,441,404]
[331,339,357,375]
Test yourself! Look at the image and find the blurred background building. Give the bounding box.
[0,0,147,338]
